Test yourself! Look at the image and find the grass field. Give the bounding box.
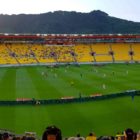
[0,63,140,137]
[0,63,140,100]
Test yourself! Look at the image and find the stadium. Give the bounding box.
[0,33,140,139]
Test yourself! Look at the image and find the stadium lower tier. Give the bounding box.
[0,43,140,64]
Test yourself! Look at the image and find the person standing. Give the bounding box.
[86,133,96,140]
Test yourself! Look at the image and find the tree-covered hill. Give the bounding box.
[0,10,140,34]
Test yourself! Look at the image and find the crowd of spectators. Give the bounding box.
[66,128,140,140]
[0,127,139,140]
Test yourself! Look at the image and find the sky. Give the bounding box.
[0,0,140,22]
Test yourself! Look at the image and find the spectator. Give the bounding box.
[75,134,85,140]
[67,134,85,140]
[136,131,140,140]
[97,136,109,140]
[21,136,26,140]
[0,134,3,140]
[86,133,96,140]
[124,128,135,140]
[3,133,9,140]
[42,126,62,140]
[115,132,125,140]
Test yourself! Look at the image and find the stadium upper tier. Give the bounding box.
[0,33,140,64]
[0,34,140,44]
[0,43,140,64]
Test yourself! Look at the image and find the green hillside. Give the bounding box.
[0,10,140,33]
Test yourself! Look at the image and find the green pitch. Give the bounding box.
[0,64,140,137]
[0,63,140,100]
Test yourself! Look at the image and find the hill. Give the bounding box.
[0,10,140,34]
